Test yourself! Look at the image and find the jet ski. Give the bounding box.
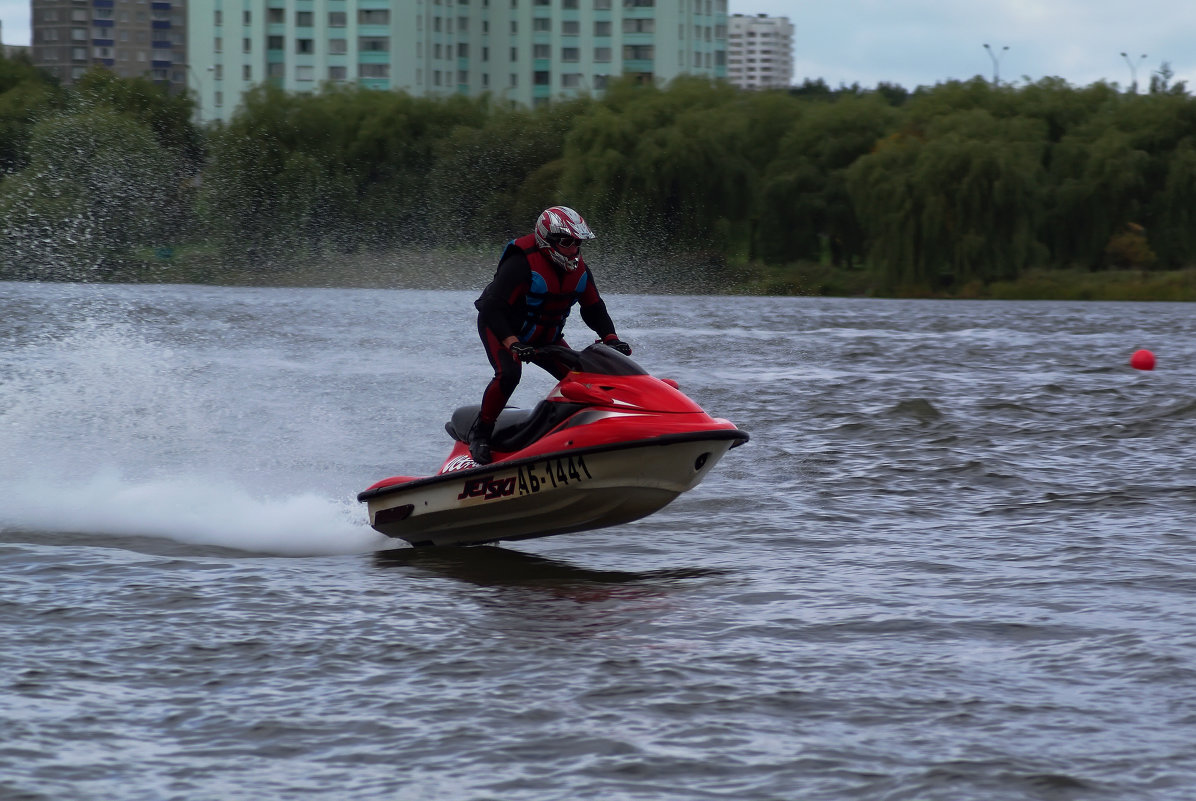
[358,343,749,547]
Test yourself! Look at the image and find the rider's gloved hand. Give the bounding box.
[510,342,536,362]
[601,334,632,356]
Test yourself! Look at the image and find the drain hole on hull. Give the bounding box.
[694,452,710,471]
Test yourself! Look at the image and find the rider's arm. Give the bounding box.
[578,269,616,339]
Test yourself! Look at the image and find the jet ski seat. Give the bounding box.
[446,401,585,455]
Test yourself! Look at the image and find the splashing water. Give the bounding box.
[0,283,390,556]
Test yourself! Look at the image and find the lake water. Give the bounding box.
[2,281,1195,800]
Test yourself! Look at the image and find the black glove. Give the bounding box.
[603,336,632,356]
[510,342,536,362]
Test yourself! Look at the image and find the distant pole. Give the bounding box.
[1120,52,1148,93]
[983,43,1010,85]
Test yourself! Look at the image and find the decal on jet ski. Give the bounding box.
[441,454,478,473]
[458,475,517,501]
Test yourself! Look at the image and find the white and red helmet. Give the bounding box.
[534,206,595,271]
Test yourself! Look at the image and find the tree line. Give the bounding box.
[1,51,1193,293]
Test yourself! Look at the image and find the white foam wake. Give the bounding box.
[0,469,390,556]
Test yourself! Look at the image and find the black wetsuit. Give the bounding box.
[474,234,616,424]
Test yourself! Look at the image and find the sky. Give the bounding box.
[730,0,1195,90]
[1,0,1192,91]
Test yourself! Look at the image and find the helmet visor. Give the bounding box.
[550,234,581,249]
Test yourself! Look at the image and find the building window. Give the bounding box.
[561,47,579,62]
[533,44,549,58]
[296,11,314,27]
[359,37,389,52]
[243,64,252,80]
[269,9,285,23]
[624,18,654,33]
[534,70,550,85]
[533,17,550,32]
[296,65,314,81]
[594,20,611,36]
[330,65,348,80]
[594,47,611,62]
[360,63,390,78]
[268,36,284,50]
[359,9,390,24]
[328,11,347,26]
[296,39,314,54]
[329,38,347,54]
[562,20,580,35]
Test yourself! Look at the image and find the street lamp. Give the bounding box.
[1120,52,1147,93]
[983,43,1009,85]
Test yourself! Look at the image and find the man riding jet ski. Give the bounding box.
[470,206,631,465]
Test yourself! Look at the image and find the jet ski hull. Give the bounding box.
[360,430,745,547]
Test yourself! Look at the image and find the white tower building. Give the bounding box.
[727,13,792,90]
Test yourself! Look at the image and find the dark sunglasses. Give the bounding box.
[550,234,581,248]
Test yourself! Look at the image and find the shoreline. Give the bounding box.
[5,249,1195,302]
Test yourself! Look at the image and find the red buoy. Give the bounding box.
[1130,349,1156,371]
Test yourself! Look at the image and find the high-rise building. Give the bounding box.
[29,0,188,91]
[188,1,728,123]
[726,13,791,90]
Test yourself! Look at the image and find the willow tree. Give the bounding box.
[0,52,61,174]
[0,107,178,279]
[425,97,590,243]
[199,84,489,264]
[559,77,756,255]
[1155,140,1196,267]
[848,108,1048,290]
[757,94,898,266]
[1043,89,1196,269]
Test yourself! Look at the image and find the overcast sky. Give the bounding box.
[731,0,1194,90]
[2,0,1191,91]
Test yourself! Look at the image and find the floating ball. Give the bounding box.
[1130,349,1156,371]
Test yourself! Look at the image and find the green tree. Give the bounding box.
[0,107,178,279]
[848,107,1048,290]
[757,94,898,266]
[0,52,60,173]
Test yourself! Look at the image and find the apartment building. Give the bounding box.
[188,0,728,123]
[30,0,187,91]
[727,12,791,90]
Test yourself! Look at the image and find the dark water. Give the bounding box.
[2,281,1195,800]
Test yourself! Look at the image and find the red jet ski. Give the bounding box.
[358,343,749,547]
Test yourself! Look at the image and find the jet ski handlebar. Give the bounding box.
[521,342,646,377]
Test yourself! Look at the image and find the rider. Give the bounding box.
[471,206,631,464]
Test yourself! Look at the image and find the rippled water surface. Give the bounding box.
[2,281,1195,800]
